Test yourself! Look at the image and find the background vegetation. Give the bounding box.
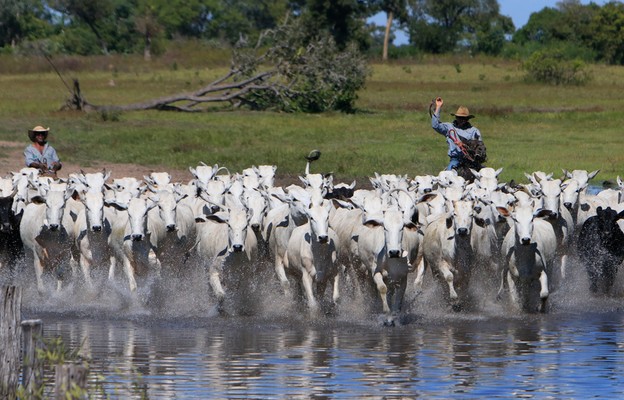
[1,51,622,185]
[1,0,623,185]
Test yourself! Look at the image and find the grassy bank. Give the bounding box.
[1,53,622,184]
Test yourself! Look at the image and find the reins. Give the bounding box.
[448,128,474,161]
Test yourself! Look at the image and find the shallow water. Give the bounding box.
[12,256,624,399]
[27,310,624,399]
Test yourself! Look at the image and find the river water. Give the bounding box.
[15,259,624,399]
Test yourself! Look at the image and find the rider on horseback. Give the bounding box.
[430,97,486,177]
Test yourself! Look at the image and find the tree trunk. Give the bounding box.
[383,11,394,62]
[144,32,152,62]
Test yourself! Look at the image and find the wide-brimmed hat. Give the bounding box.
[450,106,474,119]
[28,125,50,142]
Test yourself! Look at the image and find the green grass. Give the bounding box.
[1,52,623,184]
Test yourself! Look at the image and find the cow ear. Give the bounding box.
[446,216,453,229]
[418,193,437,203]
[30,195,45,205]
[535,209,552,219]
[617,210,624,220]
[331,198,353,209]
[474,217,487,228]
[104,199,127,211]
[404,222,418,231]
[495,206,510,218]
[206,211,228,223]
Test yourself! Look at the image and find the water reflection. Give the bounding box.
[22,311,623,399]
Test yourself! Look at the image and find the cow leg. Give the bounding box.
[332,273,340,304]
[301,270,319,313]
[438,260,458,301]
[539,270,549,300]
[33,251,45,293]
[79,253,95,289]
[496,265,508,301]
[372,272,390,314]
[274,256,290,295]
[209,269,226,303]
[123,258,138,292]
[506,272,520,310]
[108,256,117,281]
[413,257,426,292]
[560,254,568,280]
[389,276,408,314]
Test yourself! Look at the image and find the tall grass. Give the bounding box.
[1,51,623,184]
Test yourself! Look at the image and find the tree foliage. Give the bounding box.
[0,0,57,48]
[69,17,370,113]
[404,0,513,55]
[4,0,624,66]
[587,1,624,65]
[523,50,592,86]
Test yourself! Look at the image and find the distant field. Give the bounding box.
[1,51,622,184]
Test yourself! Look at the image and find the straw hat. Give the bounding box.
[28,125,50,142]
[450,106,474,119]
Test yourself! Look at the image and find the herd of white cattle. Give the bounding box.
[1,162,623,318]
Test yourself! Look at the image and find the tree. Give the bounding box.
[61,17,370,113]
[403,0,513,55]
[588,1,624,65]
[0,0,56,48]
[299,0,370,51]
[464,0,514,55]
[49,0,116,54]
[370,0,408,61]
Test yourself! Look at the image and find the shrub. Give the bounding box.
[523,50,592,85]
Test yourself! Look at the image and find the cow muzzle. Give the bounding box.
[166,224,176,232]
[232,244,244,252]
[456,227,469,236]
[91,225,102,232]
[388,249,401,258]
[317,235,329,244]
[521,237,531,245]
[132,234,144,241]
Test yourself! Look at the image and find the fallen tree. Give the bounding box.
[60,18,370,114]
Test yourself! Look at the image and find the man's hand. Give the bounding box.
[435,97,443,110]
[51,162,62,172]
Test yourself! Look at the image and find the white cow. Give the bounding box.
[470,167,504,193]
[499,204,557,313]
[20,186,74,292]
[196,204,258,312]
[527,174,574,283]
[147,189,196,275]
[285,197,339,314]
[144,172,173,192]
[74,190,115,288]
[422,199,476,310]
[264,187,312,294]
[106,196,157,292]
[189,162,219,184]
[352,200,412,317]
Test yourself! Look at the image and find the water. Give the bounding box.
[15,260,624,399]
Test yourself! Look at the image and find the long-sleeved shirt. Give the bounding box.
[24,143,60,168]
[431,111,482,158]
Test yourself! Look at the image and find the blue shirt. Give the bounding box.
[431,111,482,158]
[24,143,60,168]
